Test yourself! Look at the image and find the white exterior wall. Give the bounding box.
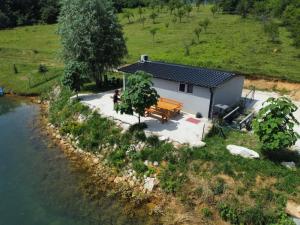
[152,78,211,117]
[213,76,245,107]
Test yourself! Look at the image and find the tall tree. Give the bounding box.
[62,61,87,98]
[116,71,159,124]
[58,0,127,88]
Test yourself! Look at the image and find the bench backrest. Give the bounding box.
[160,97,183,108]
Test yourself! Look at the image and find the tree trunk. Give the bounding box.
[95,77,101,89]
[138,115,141,124]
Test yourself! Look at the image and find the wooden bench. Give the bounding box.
[145,106,169,123]
[145,98,183,123]
[158,97,183,115]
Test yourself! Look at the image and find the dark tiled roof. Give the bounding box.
[118,61,236,88]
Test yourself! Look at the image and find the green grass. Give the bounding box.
[0,5,299,95]
[0,25,62,95]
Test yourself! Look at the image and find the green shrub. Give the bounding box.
[146,135,160,147]
[108,147,127,169]
[132,160,148,174]
[141,143,174,163]
[218,203,239,224]
[202,207,213,218]
[159,163,187,193]
[134,130,146,142]
[60,121,83,136]
[212,178,225,195]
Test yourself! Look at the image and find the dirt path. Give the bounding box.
[244,78,300,101]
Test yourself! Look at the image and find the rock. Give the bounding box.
[159,136,168,141]
[281,162,296,169]
[153,161,159,167]
[128,180,135,187]
[114,177,123,184]
[144,177,156,192]
[55,134,61,140]
[226,145,260,159]
[77,114,87,123]
[93,158,99,164]
[286,201,300,219]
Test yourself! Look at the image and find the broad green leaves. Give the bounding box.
[253,97,299,152]
[116,71,159,123]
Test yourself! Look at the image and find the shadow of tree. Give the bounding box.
[30,74,60,89]
[264,149,300,166]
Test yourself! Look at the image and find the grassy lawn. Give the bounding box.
[0,5,299,95]
[0,25,62,95]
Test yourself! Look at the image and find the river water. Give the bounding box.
[0,97,153,225]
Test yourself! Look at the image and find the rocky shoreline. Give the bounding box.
[38,101,186,224]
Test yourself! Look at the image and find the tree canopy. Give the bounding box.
[58,0,127,88]
[116,71,159,124]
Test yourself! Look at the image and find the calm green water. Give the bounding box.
[0,97,151,225]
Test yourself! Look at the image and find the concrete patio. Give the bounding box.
[79,91,210,147]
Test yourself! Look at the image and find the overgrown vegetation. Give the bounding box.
[48,87,299,224]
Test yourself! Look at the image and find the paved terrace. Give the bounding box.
[79,91,210,147]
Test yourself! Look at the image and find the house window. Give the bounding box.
[179,83,185,92]
[187,84,193,93]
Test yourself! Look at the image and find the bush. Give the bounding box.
[202,207,213,218]
[212,178,225,195]
[159,163,187,193]
[146,135,160,147]
[39,64,48,73]
[132,160,148,175]
[108,147,127,169]
[133,130,146,142]
[141,143,174,163]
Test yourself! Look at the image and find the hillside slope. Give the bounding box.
[0,5,299,94]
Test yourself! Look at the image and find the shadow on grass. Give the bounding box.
[30,74,60,89]
[264,150,300,166]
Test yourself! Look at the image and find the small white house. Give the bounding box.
[119,56,244,118]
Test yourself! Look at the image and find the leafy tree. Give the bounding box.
[199,18,210,32]
[138,5,143,19]
[149,11,158,24]
[0,10,10,29]
[176,8,185,22]
[184,4,193,17]
[195,0,204,11]
[116,71,159,124]
[40,0,60,24]
[183,42,191,56]
[139,16,146,28]
[237,0,250,18]
[62,61,87,97]
[123,10,134,23]
[264,20,280,43]
[253,97,299,152]
[211,4,218,16]
[150,27,159,42]
[194,27,202,43]
[58,0,127,88]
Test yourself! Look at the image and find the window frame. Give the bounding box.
[179,83,186,92]
[187,84,194,94]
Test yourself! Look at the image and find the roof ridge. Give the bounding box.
[145,61,235,75]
